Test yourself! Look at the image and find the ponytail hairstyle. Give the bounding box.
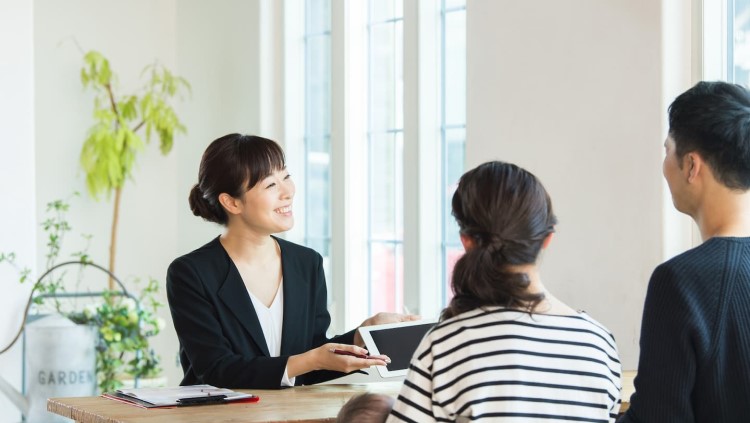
[441,161,557,320]
[188,134,286,225]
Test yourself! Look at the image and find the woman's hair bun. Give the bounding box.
[189,184,224,224]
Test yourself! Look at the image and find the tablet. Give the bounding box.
[358,320,436,378]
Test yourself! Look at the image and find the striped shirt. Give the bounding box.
[387,307,622,423]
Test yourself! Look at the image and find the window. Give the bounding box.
[440,0,466,305]
[666,0,750,256]
[285,0,467,328]
[701,0,750,84]
[303,0,332,262]
[729,0,750,86]
[367,0,404,315]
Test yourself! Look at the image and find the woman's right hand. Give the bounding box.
[287,343,390,378]
[312,343,390,373]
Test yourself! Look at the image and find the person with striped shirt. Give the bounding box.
[388,161,622,423]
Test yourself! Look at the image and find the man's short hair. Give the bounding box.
[668,81,750,190]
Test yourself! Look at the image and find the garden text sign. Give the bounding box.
[25,314,97,423]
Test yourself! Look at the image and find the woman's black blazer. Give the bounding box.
[166,236,354,389]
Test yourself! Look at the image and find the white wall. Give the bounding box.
[466,0,665,369]
[0,2,36,420]
[33,0,183,391]
[0,3,267,415]
[174,0,263,257]
[32,0,268,393]
[172,0,267,378]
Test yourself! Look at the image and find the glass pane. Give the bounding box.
[306,0,331,34]
[370,242,404,313]
[304,0,331,265]
[440,0,466,308]
[306,236,330,258]
[444,10,466,125]
[444,0,466,10]
[306,133,330,156]
[306,148,330,238]
[370,23,397,131]
[443,127,464,269]
[369,132,398,239]
[395,20,404,130]
[444,207,460,249]
[444,246,464,304]
[444,127,465,195]
[394,132,404,239]
[732,0,750,86]
[370,0,402,23]
[305,35,331,138]
[442,126,464,306]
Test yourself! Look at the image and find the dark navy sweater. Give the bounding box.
[619,237,750,422]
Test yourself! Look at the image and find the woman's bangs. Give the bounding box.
[240,137,286,190]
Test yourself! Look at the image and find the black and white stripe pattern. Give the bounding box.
[387,307,621,423]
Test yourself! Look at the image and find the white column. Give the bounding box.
[282,0,306,245]
[662,0,698,261]
[331,0,369,331]
[260,0,286,144]
[0,1,36,420]
[403,0,442,319]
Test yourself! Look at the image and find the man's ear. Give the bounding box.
[459,234,475,251]
[685,152,703,183]
[541,232,554,250]
[218,193,242,216]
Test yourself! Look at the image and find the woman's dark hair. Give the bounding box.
[188,134,286,225]
[441,161,557,320]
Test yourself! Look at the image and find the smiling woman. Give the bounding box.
[166,134,414,389]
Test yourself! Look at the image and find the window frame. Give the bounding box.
[439,0,466,305]
[286,0,466,330]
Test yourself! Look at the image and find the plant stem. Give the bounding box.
[132,120,145,133]
[105,80,121,293]
[108,186,122,291]
[105,83,119,118]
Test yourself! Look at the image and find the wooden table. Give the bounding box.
[620,370,635,414]
[48,372,635,422]
[48,382,403,423]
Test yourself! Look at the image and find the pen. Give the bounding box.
[177,394,227,406]
[332,349,391,364]
[332,348,369,359]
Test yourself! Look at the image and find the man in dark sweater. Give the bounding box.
[619,81,750,422]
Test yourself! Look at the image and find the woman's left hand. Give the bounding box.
[353,312,422,346]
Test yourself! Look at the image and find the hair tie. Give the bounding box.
[488,240,504,255]
[476,232,505,256]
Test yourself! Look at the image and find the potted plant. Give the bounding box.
[67,279,164,392]
[79,50,190,290]
[0,197,164,393]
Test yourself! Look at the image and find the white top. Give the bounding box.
[247,280,295,387]
[387,307,622,423]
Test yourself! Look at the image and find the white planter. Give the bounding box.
[24,315,97,423]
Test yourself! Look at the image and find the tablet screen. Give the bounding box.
[359,321,436,376]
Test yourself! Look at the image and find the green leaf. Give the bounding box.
[82,50,112,88]
[120,96,138,121]
[80,54,188,204]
